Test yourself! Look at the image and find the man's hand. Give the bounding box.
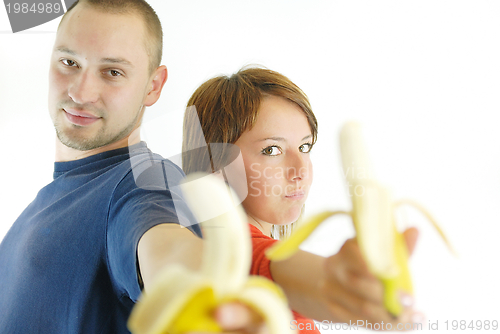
[214,303,268,334]
[320,227,421,328]
[187,303,268,334]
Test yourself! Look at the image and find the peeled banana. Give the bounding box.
[128,173,293,334]
[266,122,454,316]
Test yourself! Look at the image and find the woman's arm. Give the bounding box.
[270,228,419,327]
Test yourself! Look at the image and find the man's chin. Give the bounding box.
[56,131,107,152]
[54,118,138,152]
[56,128,134,152]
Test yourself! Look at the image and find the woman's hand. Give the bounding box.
[320,227,421,329]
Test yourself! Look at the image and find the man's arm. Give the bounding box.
[138,223,203,289]
[137,223,267,333]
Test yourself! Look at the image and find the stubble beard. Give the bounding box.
[53,106,143,151]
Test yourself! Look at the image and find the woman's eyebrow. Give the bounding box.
[301,134,313,141]
[258,137,285,142]
[257,134,312,142]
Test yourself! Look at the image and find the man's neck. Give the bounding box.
[54,130,141,162]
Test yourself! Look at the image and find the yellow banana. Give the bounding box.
[266,121,454,316]
[128,173,293,334]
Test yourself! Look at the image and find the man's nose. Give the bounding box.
[67,70,99,104]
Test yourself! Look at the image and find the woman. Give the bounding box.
[182,67,418,332]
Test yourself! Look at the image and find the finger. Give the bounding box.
[409,311,426,328]
[323,299,365,324]
[326,275,420,327]
[332,239,375,278]
[338,270,384,304]
[391,307,425,331]
[324,245,382,304]
[325,240,378,281]
[321,276,421,330]
[215,302,264,332]
[324,296,410,329]
[402,227,419,256]
[324,279,385,318]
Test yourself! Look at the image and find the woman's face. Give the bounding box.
[235,95,314,228]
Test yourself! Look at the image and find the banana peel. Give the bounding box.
[128,173,293,334]
[266,121,454,316]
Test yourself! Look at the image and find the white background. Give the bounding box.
[1,1,499,332]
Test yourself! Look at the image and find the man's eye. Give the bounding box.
[61,59,77,67]
[299,143,312,153]
[261,146,282,156]
[108,70,122,77]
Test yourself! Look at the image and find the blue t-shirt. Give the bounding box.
[0,142,201,333]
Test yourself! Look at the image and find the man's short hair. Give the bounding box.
[61,0,163,74]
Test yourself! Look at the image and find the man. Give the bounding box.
[0,0,262,332]
[0,0,419,333]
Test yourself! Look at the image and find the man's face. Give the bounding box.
[48,4,153,151]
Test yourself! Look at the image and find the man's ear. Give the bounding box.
[144,65,168,107]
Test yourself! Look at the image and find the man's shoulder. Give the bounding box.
[127,146,185,193]
[51,143,185,199]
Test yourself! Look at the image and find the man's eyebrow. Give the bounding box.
[54,47,133,67]
[55,46,76,55]
[100,57,134,67]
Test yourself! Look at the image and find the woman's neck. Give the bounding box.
[247,214,272,237]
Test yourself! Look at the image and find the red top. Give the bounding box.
[248,224,320,334]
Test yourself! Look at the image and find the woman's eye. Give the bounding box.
[261,146,282,156]
[299,143,312,153]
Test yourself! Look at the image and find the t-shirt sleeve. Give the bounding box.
[249,224,277,280]
[106,159,201,303]
[249,225,321,334]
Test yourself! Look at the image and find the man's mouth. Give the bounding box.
[63,108,101,126]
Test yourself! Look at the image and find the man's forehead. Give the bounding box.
[57,3,148,43]
[60,2,137,24]
[54,4,149,63]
